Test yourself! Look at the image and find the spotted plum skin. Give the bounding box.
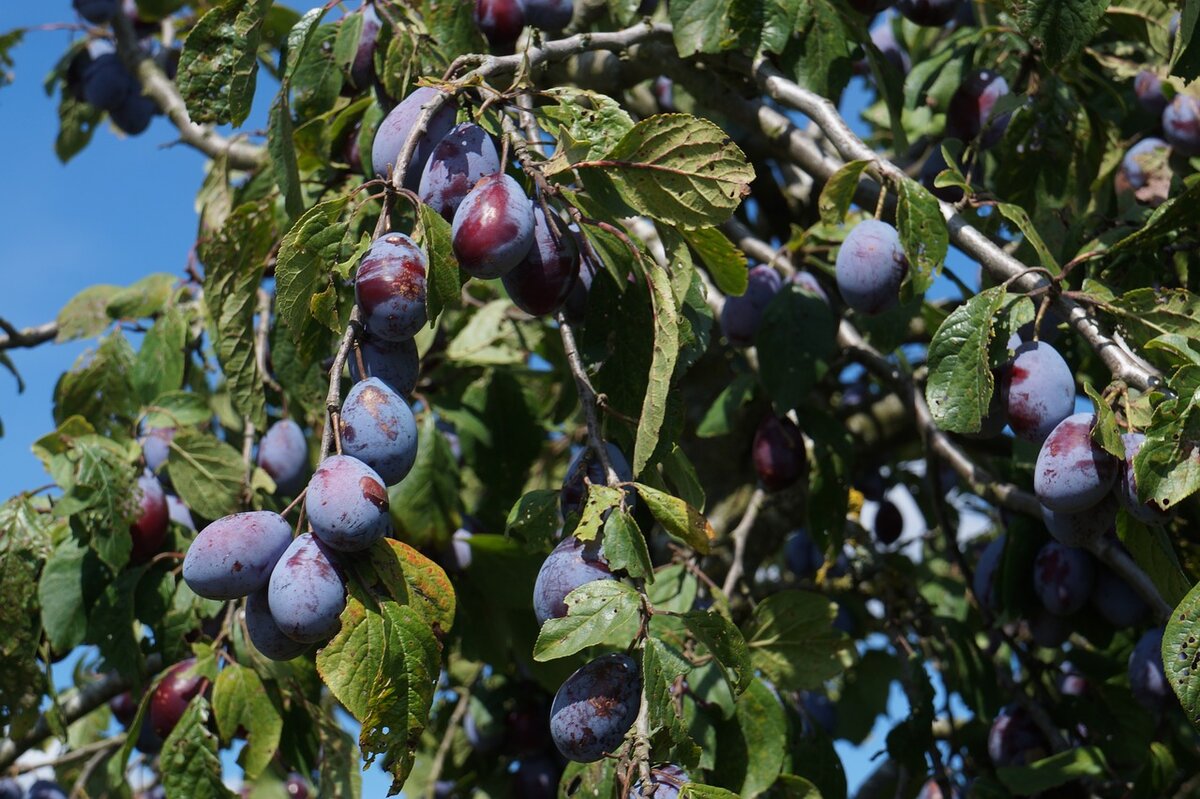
[131,474,169,564]
[1134,71,1167,115]
[419,123,501,220]
[339,378,418,486]
[74,0,118,23]
[525,0,574,29]
[306,455,392,551]
[533,536,615,625]
[257,419,309,495]
[987,705,1048,767]
[629,764,689,799]
[752,415,806,491]
[1034,413,1119,513]
[349,5,380,90]
[1129,627,1171,711]
[371,87,457,188]
[476,0,526,53]
[502,206,580,316]
[946,70,1010,147]
[896,0,960,26]
[268,533,347,643]
[835,219,908,315]
[349,335,420,396]
[973,535,1005,611]
[1002,341,1075,444]
[1034,541,1096,616]
[355,233,429,342]
[1118,432,1169,524]
[245,587,310,661]
[183,511,293,600]
[550,653,642,762]
[1041,496,1116,548]
[150,659,209,738]
[1090,566,1148,629]
[560,442,634,518]
[1162,94,1200,156]
[452,174,536,279]
[785,529,823,578]
[720,264,782,346]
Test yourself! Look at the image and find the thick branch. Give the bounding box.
[0,320,57,351]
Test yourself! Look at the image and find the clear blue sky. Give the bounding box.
[0,4,959,796]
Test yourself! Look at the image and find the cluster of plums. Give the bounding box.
[474,0,575,54]
[1118,81,1199,206]
[0,780,67,799]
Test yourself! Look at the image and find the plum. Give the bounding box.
[896,0,960,26]
[785,529,823,578]
[246,587,309,661]
[141,426,174,471]
[1129,627,1171,711]
[1118,432,1170,524]
[849,0,897,13]
[1117,137,1172,206]
[791,270,829,303]
[0,779,20,799]
[257,419,309,496]
[946,70,1010,148]
[74,0,118,23]
[511,756,560,798]
[476,0,526,53]
[549,653,641,761]
[1041,496,1116,548]
[111,92,156,135]
[873,499,904,545]
[83,50,135,112]
[563,253,597,323]
[973,535,1005,611]
[355,232,429,341]
[1134,71,1167,115]
[502,206,580,316]
[27,782,68,799]
[285,775,310,799]
[835,219,907,315]
[183,511,293,600]
[110,691,137,727]
[131,473,169,564]
[350,334,419,397]
[1029,608,1072,648]
[560,442,634,518]
[524,0,574,29]
[752,415,806,491]
[629,764,690,799]
[1090,566,1148,629]
[1034,413,1119,513]
[1034,541,1096,616]
[339,377,418,486]
[799,692,837,736]
[1002,341,1075,444]
[452,174,536,279]
[371,87,457,188]
[135,721,162,754]
[306,455,392,551]
[1162,94,1200,156]
[150,658,209,737]
[869,23,911,76]
[419,123,501,220]
[268,533,347,643]
[987,705,1048,767]
[533,535,615,624]
[720,264,782,346]
[349,5,380,90]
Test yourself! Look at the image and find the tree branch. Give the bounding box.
[0,319,57,351]
[721,487,766,597]
[319,307,363,461]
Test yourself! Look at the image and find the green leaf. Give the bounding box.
[54,92,101,164]
[678,227,747,297]
[1165,581,1200,729]
[995,202,1061,275]
[634,483,713,554]
[38,538,92,653]
[445,300,524,365]
[997,747,1110,794]
[680,786,742,799]
[634,262,681,474]
[712,678,787,797]
[269,91,304,220]
[106,273,178,320]
[0,498,54,729]
[413,202,461,325]
[132,308,188,404]
[160,696,235,799]
[776,0,855,99]
[818,160,871,225]
[177,0,272,126]
[746,591,850,691]
[1116,513,1190,607]
[1016,0,1110,69]
[389,414,461,544]
[290,22,342,121]
[896,178,948,295]
[540,88,635,173]
[317,712,363,799]
[374,539,456,636]
[925,286,1007,434]
[533,580,642,661]
[602,509,654,582]
[505,490,561,551]
[681,610,752,694]
[755,283,836,414]
[275,196,350,359]
[212,664,282,780]
[696,373,757,438]
[1084,383,1124,459]
[668,0,748,57]
[87,568,143,678]
[166,428,245,521]
[574,484,624,543]
[643,637,699,763]
[56,284,120,342]
[575,114,754,229]
[1100,288,1200,347]
[143,391,213,428]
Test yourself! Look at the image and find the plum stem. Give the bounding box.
[556,311,621,488]
[319,307,363,461]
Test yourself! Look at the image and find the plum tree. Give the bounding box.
[418,123,501,221]
[533,536,615,624]
[1090,566,1148,629]
[1033,541,1096,616]
[267,533,347,643]
[973,535,1005,611]
[628,764,689,798]
[182,511,293,600]
[150,659,210,738]
[1118,432,1169,524]
[986,705,1048,767]
[339,377,418,485]
[549,653,641,761]
[835,219,907,315]
[560,442,634,518]
[1041,496,1115,548]
[524,0,573,29]
[719,264,782,345]
[257,419,309,495]
[371,87,457,188]
[1162,94,1200,156]
[501,206,580,317]
[1034,413,1119,513]
[451,174,536,279]
[1129,628,1170,711]
[945,70,1010,147]
[131,473,169,563]
[751,414,806,491]
[1002,341,1075,444]
[475,0,526,53]
[349,334,420,396]
[74,0,118,23]
[305,455,391,551]
[348,4,380,90]
[355,232,429,342]
[245,588,310,661]
[1134,71,1167,115]
[896,0,960,27]
[873,499,903,545]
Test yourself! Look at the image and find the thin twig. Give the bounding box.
[424,689,472,799]
[721,487,766,597]
[0,319,57,351]
[319,307,363,461]
[556,312,620,486]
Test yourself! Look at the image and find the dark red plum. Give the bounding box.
[27,782,67,799]
[268,533,347,643]
[1029,608,1072,648]
[476,0,526,53]
[110,691,137,727]
[306,455,392,551]
[355,232,429,342]
[873,499,903,545]
[74,0,118,23]
[987,705,1048,767]
[350,334,419,396]
[752,415,806,491]
[83,50,135,112]
[946,70,1010,148]
[719,264,782,346]
[183,511,293,600]
[835,219,907,315]
[1129,627,1171,711]
[549,653,641,762]
[140,426,173,471]
[1162,94,1200,156]
[1090,566,1148,629]
[131,474,169,564]
[339,377,418,486]
[560,442,634,518]
[1034,541,1096,616]
[533,536,615,625]
[1003,341,1075,444]
[285,775,310,799]
[257,419,309,496]
[896,0,960,26]
[502,206,580,316]
[973,535,1005,611]
[1134,71,1167,115]
[150,658,209,738]
[785,529,823,578]
[451,174,536,279]
[245,587,310,661]
[349,5,380,90]
[111,92,156,135]
[371,87,457,188]
[629,764,689,798]
[1041,496,1115,548]
[418,123,501,221]
[1117,138,1172,207]
[1034,413,1119,513]
[511,755,561,799]
[1117,432,1169,524]
[524,0,574,29]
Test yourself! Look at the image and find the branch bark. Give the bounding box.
[0,320,57,351]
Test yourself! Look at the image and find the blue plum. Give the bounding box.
[355,232,429,341]
[140,426,173,471]
[306,455,392,551]
[451,174,536,279]
[1002,341,1075,444]
[1134,71,1167,115]
[511,755,561,798]
[563,253,597,323]
[476,0,526,53]
[549,653,641,761]
[752,415,806,491]
[896,0,960,26]
[987,705,1048,767]
[183,511,293,600]
[1117,138,1172,206]
[629,764,689,798]
[785,529,823,578]
[245,587,310,661]
[946,70,1010,147]
[349,5,380,90]
[1129,627,1171,711]
[350,334,420,396]
[873,499,904,545]
[257,419,309,495]
[268,533,347,643]
[1090,566,1148,629]
[131,473,169,564]
[74,0,118,23]
[869,23,911,76]
[1034,413,1119,513]
[524,0,574,29]
[27,782,67,799]
[502,206,580,316]
[1118,432,1169,524]
[799,692,837,736]
[419,123,501,221]
[82,48,135,112]
[1034,541,1096,616]
[719,264,782,346]
[973,535,1005,611]
[1029,608,1072,648]
[0,780,19,799]
[560,442,634,518]
[533,536,615,624]
[1162,94,1200,156]
[371,87,457,188]
[835,219,907,315]
[339,377,418,486]
[150,658,209,737]
[791,270,829,303]
[111,92,156,135]
[1041,496,1115,548]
